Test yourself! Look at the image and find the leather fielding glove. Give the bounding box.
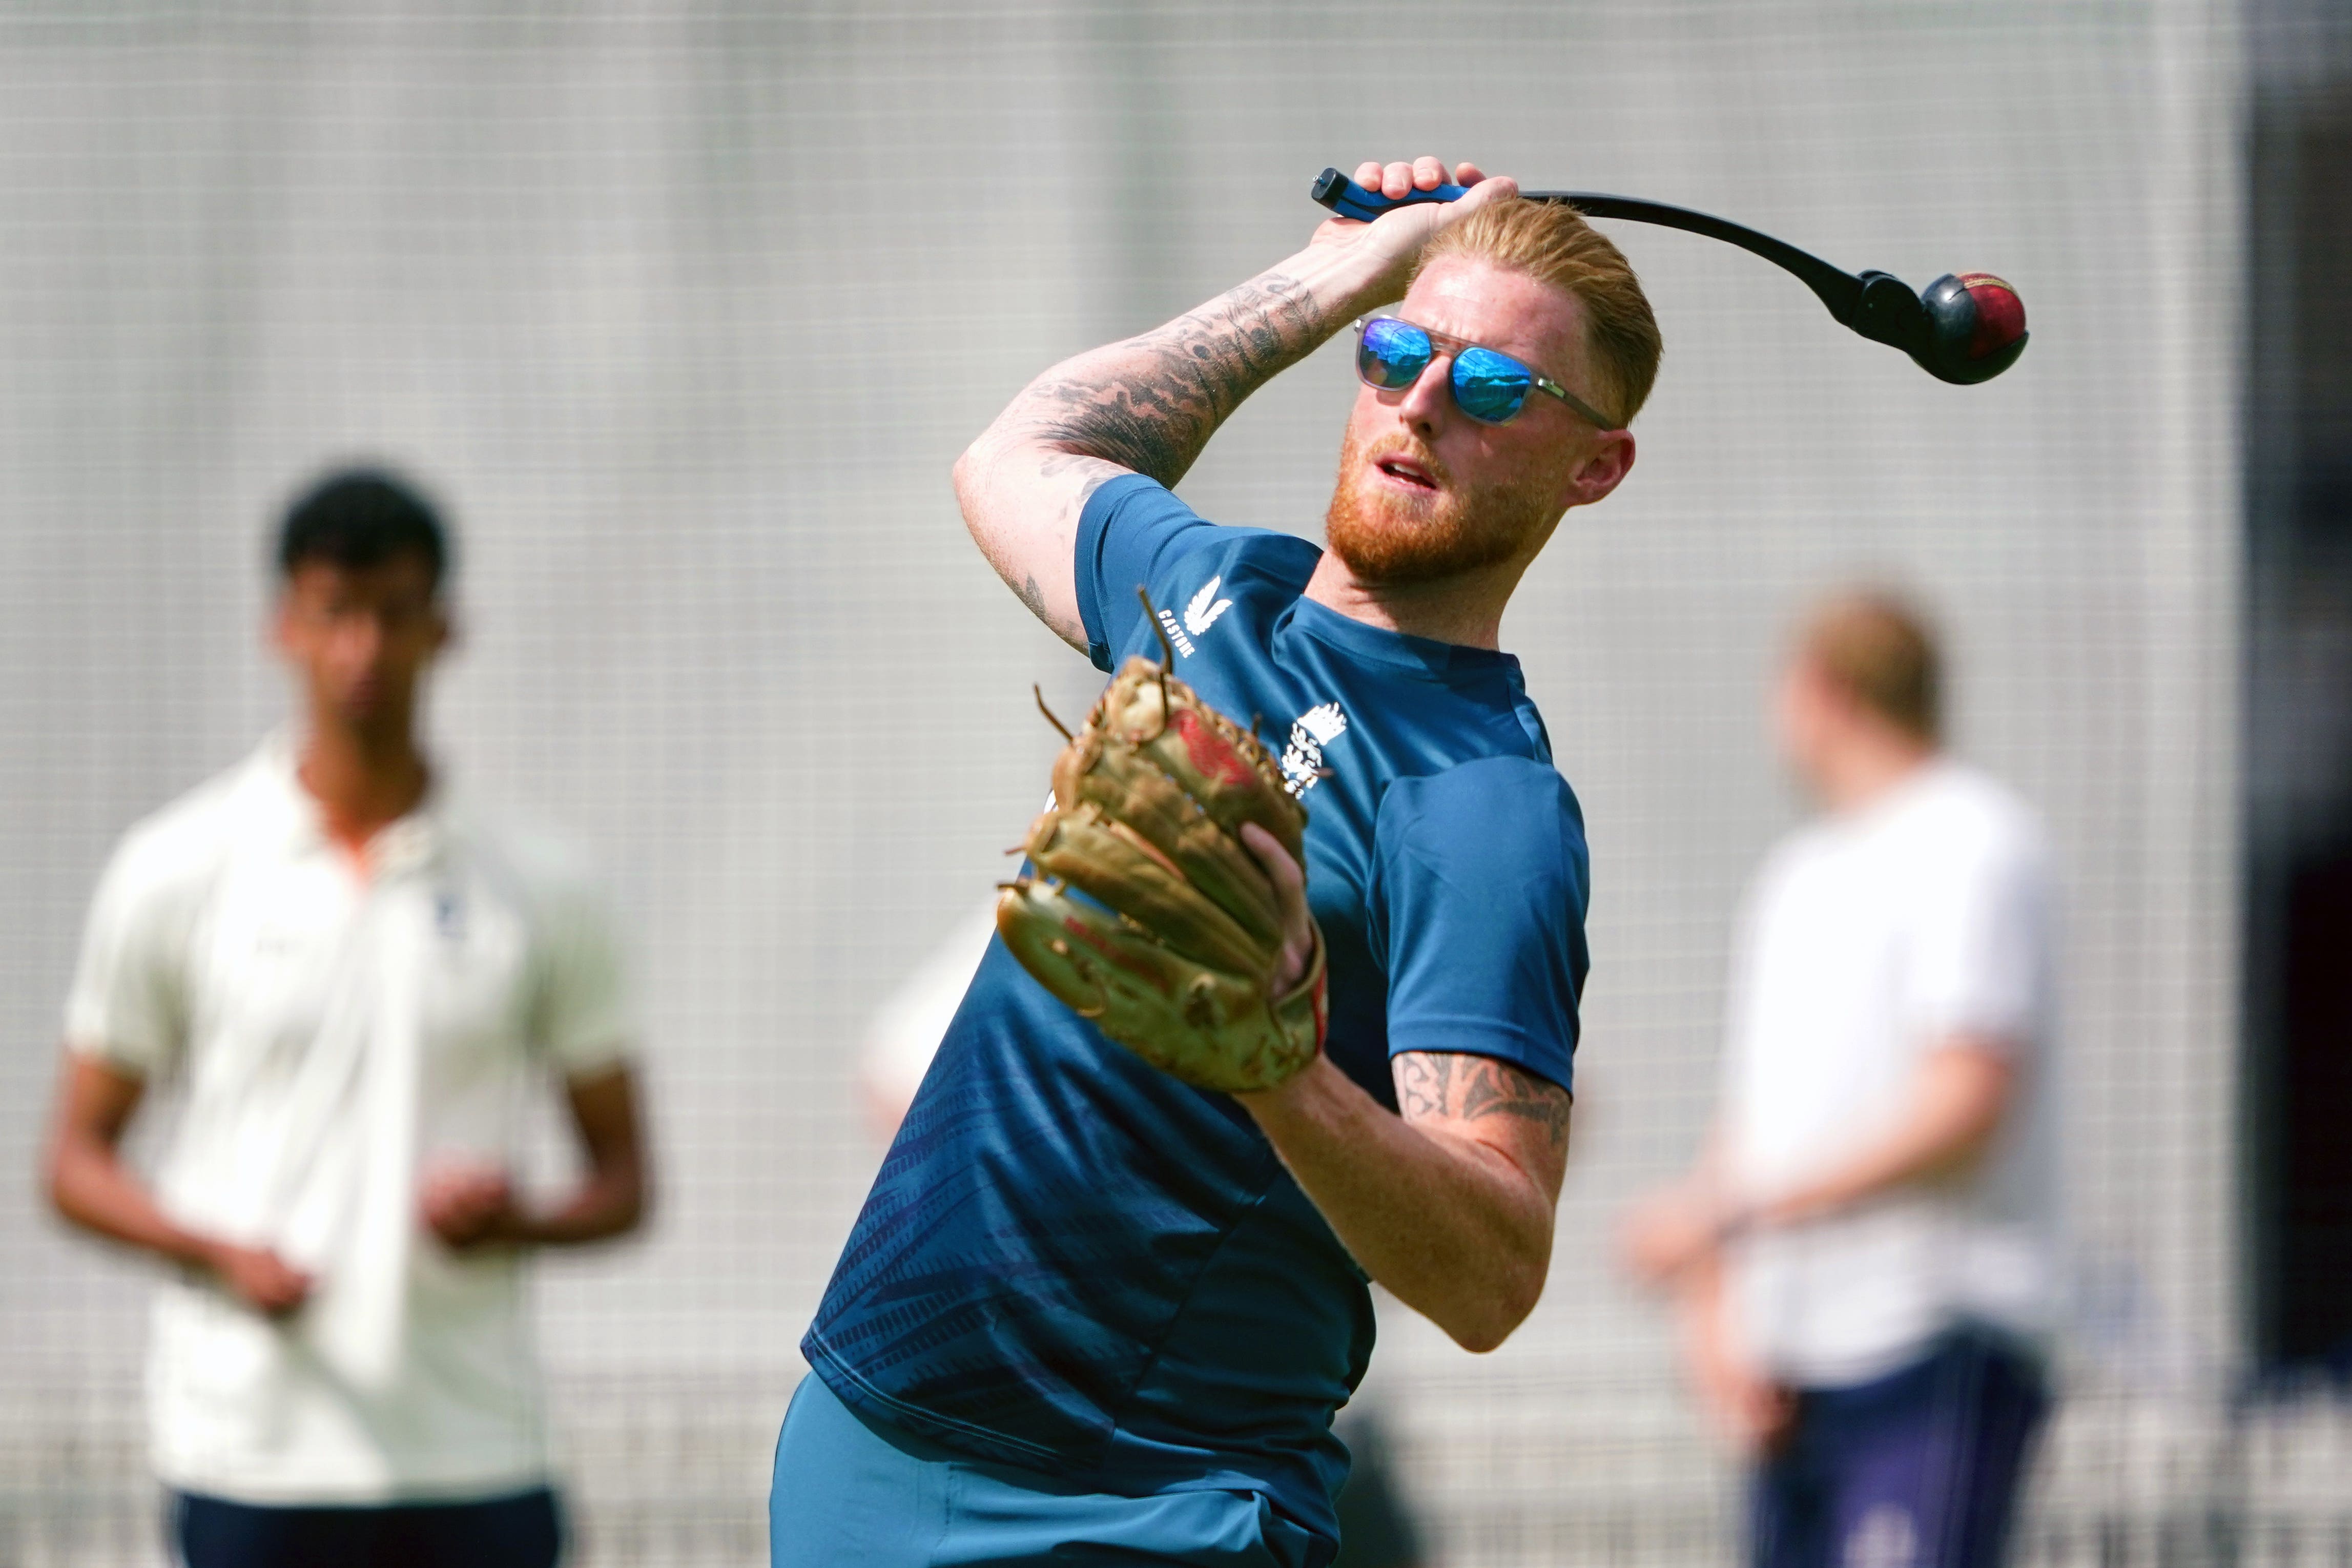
[997,651,1327,1093]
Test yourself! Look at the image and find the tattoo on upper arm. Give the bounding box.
[1020,273,1328,489]
[977,273,1326,644]
[1395,1052,1572,1153]
[1013,568,1085,647]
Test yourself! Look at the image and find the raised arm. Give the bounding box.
[953,157,1518,649]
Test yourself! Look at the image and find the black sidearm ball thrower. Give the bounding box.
[1312,168,2028,387]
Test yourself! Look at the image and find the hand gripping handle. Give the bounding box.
[1309,167,1469,222]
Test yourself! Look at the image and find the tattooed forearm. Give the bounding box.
[1014,271,1337,488]
[1395,1051,1573,1153]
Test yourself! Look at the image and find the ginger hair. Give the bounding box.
[1416,198,1663,427]
[1799,590,1944,744]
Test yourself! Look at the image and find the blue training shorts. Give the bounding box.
[768,1375,1323,1568]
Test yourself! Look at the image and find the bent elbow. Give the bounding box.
[1449,1322,1511,1356]
[951,443,991,539]
[1443,1269,1547,1355]
[618,1175,652,1238]
[39,1140,85,1227]
[1447,1305,1528,1356]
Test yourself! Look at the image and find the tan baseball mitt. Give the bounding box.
[996,645,1325,1093]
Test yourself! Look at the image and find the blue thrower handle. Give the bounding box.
[1309,167,1467,222]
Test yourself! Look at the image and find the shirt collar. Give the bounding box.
[1278,594,1521,679]
[247,728,452,873]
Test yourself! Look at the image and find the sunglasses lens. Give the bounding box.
[1452,346,1533,424]
[1358,318,1431,390]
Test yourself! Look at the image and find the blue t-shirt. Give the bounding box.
[802,477,1590,1550]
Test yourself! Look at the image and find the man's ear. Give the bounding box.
[1562,429,1636,510]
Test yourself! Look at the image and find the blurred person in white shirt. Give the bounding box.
[40,469,651,1568]
[1621,589,2056,1568]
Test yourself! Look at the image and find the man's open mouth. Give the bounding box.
[1374,454,1439,492]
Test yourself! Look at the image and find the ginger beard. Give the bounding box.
[1322,421,1567,587]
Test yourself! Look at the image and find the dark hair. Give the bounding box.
[1798,589,1942,743]
[276,468,451,589]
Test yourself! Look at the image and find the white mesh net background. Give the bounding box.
[0,3,2318,1565]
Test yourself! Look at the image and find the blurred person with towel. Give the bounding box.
[1621,590,2057,1568]
[39,469,652,1568]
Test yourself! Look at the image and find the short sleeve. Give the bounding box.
[63,830,193,1077]
[1074,476,1220,671]
[1369,756,1590,1093]
[1900,818,2050,1054]
[533,863,637,1077]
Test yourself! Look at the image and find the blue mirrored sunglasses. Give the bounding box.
[1353,316,1618,430]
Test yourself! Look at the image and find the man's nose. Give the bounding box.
[335,615,387,666]
[1395,351,1454,431]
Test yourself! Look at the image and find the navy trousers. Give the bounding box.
[172,1486,563,1568]
[1753,1328,2049,1568]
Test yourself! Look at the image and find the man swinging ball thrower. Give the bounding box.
[771,155,1659,1565]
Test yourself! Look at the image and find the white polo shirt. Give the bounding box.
[1722,759,2057,1389]
[64,734,633,1504]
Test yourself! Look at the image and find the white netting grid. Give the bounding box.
[0,4,2313,1565]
